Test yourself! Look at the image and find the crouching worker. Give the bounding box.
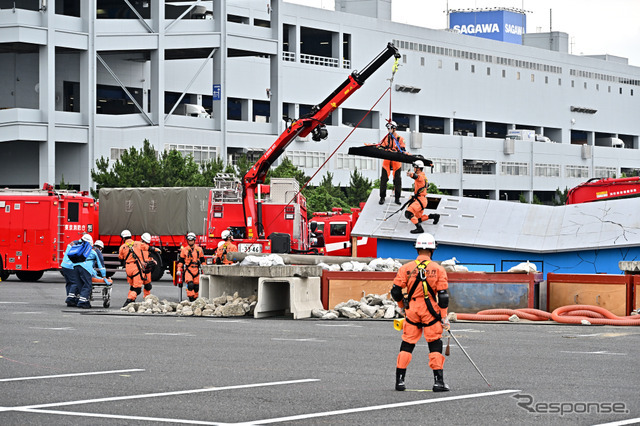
[390,233,451,392]
[214,230,238,265]
[177,232,205,302]
[405,160,440,234]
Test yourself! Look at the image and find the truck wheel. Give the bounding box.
[16,271,44,282]
[0,257,9,281]
[149,251,164,282]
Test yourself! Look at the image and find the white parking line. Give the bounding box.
[144,333,195,337]
[240,389,521,424]
[16,408,232,425]
[0,368,145,383]
[29,327,74,331]
[315,324,363,327]
[560,351,626,356]
[271,338,326,342]
[0,302,29,304]
[593,418,640,426]
[18,379,320,410]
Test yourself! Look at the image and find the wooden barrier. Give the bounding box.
[547,273,633,316]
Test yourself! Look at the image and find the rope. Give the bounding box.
[450,305,640,326]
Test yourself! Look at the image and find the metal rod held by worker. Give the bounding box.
[447,329,490,387]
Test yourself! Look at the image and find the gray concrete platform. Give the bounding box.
[1,272,639,426]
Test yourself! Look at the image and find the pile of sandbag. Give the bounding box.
[311,293,403,320]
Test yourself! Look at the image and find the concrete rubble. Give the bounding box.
[119,292,257,317]
[311,293,403,320]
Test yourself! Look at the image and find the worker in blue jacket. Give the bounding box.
[67,234,108,309]
[61,240,81,307]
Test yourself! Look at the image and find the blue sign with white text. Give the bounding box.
[213,84,221,101]
[450,10,526,44]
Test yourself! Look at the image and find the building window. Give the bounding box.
[558,78,562,86]
[571,80,575,88]
[608,86,611,92]
[501,162,529,176]
[584,82,588,89]
[455,62,459,71]
[594,167,617,178]
[110,148,127,161]
[287,151,326,168]
[335,153,377,171]
[545,76,548,84]
[534,163,560,177]
[596,84,599,91]
[403,54,407,63]
[502,69,506,78]
[565,165,589,178]
[438,59,442,69]
[471,65,475,73]
[619,87,623,94]
[486,67,490,76]
[531,74,535,82]
[516,72,520,80]
[431,158,458,174]
[421,57,425,66]
[165,144,218,164]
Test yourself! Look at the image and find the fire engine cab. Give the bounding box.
[0,183,98,281]
[310,206,377,257]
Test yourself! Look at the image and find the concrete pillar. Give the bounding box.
[212,0,227,160]
[270,0,282,134]
[39,4,56,187]
[150,1,164,150]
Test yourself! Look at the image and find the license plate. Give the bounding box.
[238,243,262,253]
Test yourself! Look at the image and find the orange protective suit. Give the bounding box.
[178,243,205,301]
[119,239,151,301]
[394,254,449,371]
[406,168,430,225]
[215,241,238,265]
[379,131,406,201]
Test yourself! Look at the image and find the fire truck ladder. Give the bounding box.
[210,173,242,203]
[56,197,66,264]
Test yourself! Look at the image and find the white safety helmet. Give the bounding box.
[386,120,398,130]
[94,240,104,249]
[415,233,437,250]
[217,241,225,248]
[412,160,424,169]
[221,230,232,240]
[81,234,94,245]
[186,232,196,241]
[141,232,151,244]
[121,229,132,239]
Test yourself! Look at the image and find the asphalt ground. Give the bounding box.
[1,271,639,426]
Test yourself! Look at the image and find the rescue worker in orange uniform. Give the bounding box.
[378,121,406,205]
[177,232,206,302]
[139,232,159,290]
[405,160,440,234]
[214,230,238,265]
[390,233,450,392]
[119,229,152,307]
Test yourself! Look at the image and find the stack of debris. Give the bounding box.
[119,292,256,317]
[318,258,402,272]
[311,293,403,320]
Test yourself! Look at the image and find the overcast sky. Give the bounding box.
[286,0,640,67]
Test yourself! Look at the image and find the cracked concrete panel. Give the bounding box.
[353,192,640,253]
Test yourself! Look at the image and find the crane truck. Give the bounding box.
[565,176,640,204]
[206,43,401,254]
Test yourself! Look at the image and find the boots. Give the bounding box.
[395,368,406,391]
[432,369,450,392]
[394,196,401,205]
[431,213,440,225]
[379,197,386,205]
[188,296,196,302]
[122,299,134,308]
[410,223,424,234]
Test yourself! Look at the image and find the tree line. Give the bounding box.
[91,140,383,216]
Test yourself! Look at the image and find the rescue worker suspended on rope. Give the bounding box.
[379,121,406,205]
[390,233,450,392]
[405,160,440,234]
[177,232,206,302]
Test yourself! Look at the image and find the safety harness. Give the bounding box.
[380,133,405,152]
[124,243,148,281]
[404,260,442,329]
[181,246,202,278]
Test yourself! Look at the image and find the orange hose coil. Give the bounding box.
[452,305,640,326]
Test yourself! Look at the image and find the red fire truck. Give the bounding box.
[309,206,377,257]
[566,176,640,204]
[0,183,99,282]
[206,43,400,253]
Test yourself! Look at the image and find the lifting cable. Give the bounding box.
[387,56,399,125]
[450,305,640,326]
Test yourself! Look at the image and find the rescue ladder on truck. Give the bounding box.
[56,195,66,264]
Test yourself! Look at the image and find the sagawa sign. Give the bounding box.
[450,10,526,44]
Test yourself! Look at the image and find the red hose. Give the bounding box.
[453,305,640,326]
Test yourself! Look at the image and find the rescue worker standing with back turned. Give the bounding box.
[390,233,451,392]
[177,232,205,302]
[139,232,157,297]
[119,229,152,307]
[406,160,440,234]
[379,121,406,205]
[215,230,238,265]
